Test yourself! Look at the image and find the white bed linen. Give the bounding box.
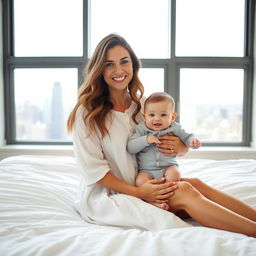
[0,155,255,256]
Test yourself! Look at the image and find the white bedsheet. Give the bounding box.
[0,155,255,256]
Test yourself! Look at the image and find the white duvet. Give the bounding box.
[0,155,255,256]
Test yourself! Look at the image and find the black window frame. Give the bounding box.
[2,0,255,146]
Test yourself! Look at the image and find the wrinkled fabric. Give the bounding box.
[0,156,256,256]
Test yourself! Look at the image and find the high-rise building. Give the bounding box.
[48,82,64,140]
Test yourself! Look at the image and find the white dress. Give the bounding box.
[73,101,189,231]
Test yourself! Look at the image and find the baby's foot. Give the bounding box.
[150,202,169,211]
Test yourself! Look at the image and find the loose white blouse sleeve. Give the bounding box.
[72,106,110,185]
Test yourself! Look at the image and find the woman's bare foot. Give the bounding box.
[150,201,169,211]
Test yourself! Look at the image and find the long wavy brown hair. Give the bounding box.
[67,34,144,137]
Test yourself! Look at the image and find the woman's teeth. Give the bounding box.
[113,76,125,81]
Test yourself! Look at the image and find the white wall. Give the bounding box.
[0,2,5,146]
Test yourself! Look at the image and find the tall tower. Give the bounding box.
[48,82,64,140]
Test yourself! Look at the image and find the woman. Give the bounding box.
[67,34,256,236]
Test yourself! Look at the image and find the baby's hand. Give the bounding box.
[147,134,161,145]
[190,139,201,149]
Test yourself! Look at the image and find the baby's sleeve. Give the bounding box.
[72,107,110,185]
[127,123,149,154]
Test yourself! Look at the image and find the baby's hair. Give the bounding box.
[144,92,175,111]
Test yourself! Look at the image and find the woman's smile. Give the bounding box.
[112,76,126,82]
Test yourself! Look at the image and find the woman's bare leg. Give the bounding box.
[136,172,169,210]
[182,178,256,222]
[169,181,256,237]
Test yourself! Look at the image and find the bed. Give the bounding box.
[0,155,255,256]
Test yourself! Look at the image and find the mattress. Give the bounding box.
[0,155,255,256]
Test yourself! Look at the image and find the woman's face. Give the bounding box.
[103,45,133,93]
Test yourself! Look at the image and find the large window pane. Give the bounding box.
[90,0,170,58]
[180,69,244,143]
[176,0,245,57]
[14,68,78,141]
[14,0,83,56]
[139,68,165,97]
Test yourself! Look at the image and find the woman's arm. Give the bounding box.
[97,171,177,203]
[157,133,189,157]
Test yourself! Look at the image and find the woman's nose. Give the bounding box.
[114,64,122,74]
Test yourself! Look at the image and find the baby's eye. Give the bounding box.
[149,113,155,117]
[161,113,168,117]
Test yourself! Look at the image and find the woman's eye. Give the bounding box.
[105,62,113,67]
[121,59,129,65]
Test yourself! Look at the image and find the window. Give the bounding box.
[14,0,83,57]
[14,68,77,141]
[176,0,245,57]
[3,0,254,146]
[90,0,170,58]
[180,68,244,143]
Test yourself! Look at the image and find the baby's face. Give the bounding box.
[144,100,175,131]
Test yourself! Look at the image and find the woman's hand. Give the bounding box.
[137,178,177,203]
[157,133,189,157]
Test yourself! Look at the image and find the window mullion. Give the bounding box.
[9,57,85,68]
[170,0,177,114]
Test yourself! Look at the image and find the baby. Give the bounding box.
[127,92,201,210]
